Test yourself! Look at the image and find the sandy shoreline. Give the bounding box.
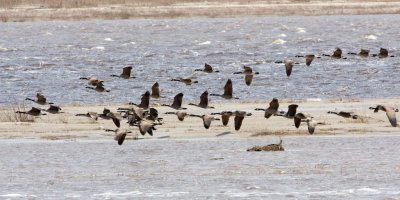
[1,1,400,22]
[1,98,399,141]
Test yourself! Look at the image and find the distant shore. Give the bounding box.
[1,1,400,22]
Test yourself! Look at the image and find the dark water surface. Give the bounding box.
[1,15,399,105]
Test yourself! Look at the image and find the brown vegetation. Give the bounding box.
[0,0,400,22]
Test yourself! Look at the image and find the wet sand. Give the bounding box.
[1,98,399,140]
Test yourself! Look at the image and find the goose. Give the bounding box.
[369,105,398,127]
[86,81,110,92]
[75,112,98,120]
[25,93,53,105]
[162,93,187,110]
[120,106,146,125]
[146,108,162,122]
[294,113,323,134]
[110,66,134,79]
[79,76,100,86]
[275,104,298,119]
[348,49,370,57]
[129,91,150,109]
[195,63,219,73]
[189,90,214,109]
[211,111,233,126]
[210,79,239,99]
[234,66,258,86]
[255,98,279,119]
[165,110,188,121]
[233,110,250,131]
[45,105,63,114]
[211,111,252,127]
[233,65,259,75]
[323,48,343,59]
[105,129,133,145]
[247,138,284,151]
[99,108,121,128]
[16,107,46,116]
[189,114,220,129]
[305,54,315,66]
[130,119,161,136]
[171,72,198,85]
[327,111,359,119]
[372,48,390,58]
[151,82,160,98]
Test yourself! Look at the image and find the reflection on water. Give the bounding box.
[0,15,399,105]
[0,136,399,199]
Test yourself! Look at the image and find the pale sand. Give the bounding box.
[1,98,399,141]
[1,1,400,22]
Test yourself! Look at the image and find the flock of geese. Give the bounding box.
[15,47,398,147]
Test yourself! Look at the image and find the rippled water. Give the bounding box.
[1,15,400,105]
[0,136,399,199]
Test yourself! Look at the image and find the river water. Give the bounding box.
[0,135,399,199]
[1,15,400,106]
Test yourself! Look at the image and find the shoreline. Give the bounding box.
[1,1,400,22]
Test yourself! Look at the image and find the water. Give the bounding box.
[0,135,399,199]
[1,15,400,106]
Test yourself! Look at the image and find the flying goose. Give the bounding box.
[105,129,133,145]
[129,91,150,109]
[151,82,160,98]
[348,49,370,57]
[189,114,220,129]
[162,93,187,110]
[372,48,390,58]
[195,63,220,73]
[210,79,239,99]
[233,65,259,75]
[275,104,298,119]
[25,93,53,105]
[130,119,161,136]
[369,105,398,127]
[110,66,134,79]
[233,110,251,131]
[305,54,315,66]
[247,138,284,151]
[323,48,343,59]
[165,110,188,121]
[16,107,46,116]
[294,113,323,134]
[45,105,63,114]
[189,90,214,109]
[79,76,100,86]
[99,108,121,128]
[255,98,279,119]
[211,111,233,126]
[75,112,98,120]
[171,72,198,85]
[86,81,110,92]
[327,111,359,119]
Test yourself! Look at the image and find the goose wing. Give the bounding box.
[384,106,397,127]
[171,93,184,109]
[244,74,253,86]
[151,82,160,98]
[285,60,293,76]
[305,55,315,66]
[198,90,209,108]
[223,79,233,97]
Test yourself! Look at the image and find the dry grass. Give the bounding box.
[1,0,400,22]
